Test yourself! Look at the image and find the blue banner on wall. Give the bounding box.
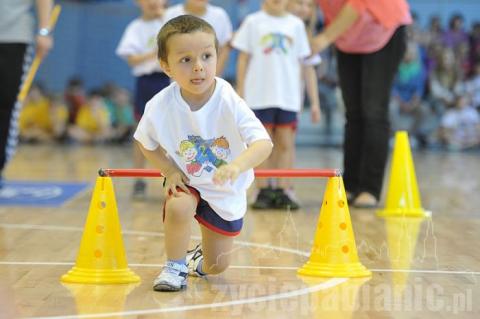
[0,181,89,207]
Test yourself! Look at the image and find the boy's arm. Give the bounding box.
[136,141,190,196]
[236,51,250,98]
[126,51,158,67]
[213,139,272,185]
[303,64,321,123]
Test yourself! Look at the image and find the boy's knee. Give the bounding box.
[165,197,195,223]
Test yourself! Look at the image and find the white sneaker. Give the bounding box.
[186,244,205,277]
[153,261,188,291]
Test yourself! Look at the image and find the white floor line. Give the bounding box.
[1,261,479,276]
[370,268,480,276]
[28,278,347,319]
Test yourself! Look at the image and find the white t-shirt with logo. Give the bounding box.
[164,4,233,47]
[134,78,271,221]
[116,17,165,76]
[232,11,311,112]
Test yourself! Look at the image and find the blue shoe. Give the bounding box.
[153,261,188,292]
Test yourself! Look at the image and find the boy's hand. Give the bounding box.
[164,169,190,197]
[213,164,241,185]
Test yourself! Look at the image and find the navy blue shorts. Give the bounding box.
[163,186,243,237]
[253,107,298,130]
[134,72,170,120]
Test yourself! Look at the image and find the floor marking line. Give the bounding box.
[28,278,347,319]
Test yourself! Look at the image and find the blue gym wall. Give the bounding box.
[37,0,480,93]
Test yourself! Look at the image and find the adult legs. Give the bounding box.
[357,27,407,199]
[337,27,406,201]
[0,43,28,176]
[336,50,363,196]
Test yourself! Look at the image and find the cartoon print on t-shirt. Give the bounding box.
[211,136,230,168]
[178,140,202,175]
[177,135,231,177]
[261,33,293,55]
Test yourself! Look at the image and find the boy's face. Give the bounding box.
[264,0,289,14]
[161,31,217,102]
[288,0,313,21]
[185,0,209,9]
[137,0,165,18]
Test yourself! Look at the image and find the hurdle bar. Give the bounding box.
[98,168,342,178]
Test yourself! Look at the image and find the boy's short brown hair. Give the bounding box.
[157,15,219,62]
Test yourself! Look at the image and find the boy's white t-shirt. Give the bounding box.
[232,11,311,112]
[134,78,271,221]
[116,17,165,76]
[164,4,233,46]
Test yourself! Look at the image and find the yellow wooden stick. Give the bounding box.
[17,4,62,103]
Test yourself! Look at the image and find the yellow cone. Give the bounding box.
[298,177,371,278]
[62,283,138,317]
[377,131,429,218]
[61,177,140,284]
[384,216,425,298]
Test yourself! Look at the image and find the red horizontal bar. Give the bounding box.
[98,168,342,178]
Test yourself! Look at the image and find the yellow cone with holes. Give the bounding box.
[377,131,429,217]
[61,177,140,284]
[298,177,371,277]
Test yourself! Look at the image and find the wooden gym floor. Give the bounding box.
[0,143,478,318]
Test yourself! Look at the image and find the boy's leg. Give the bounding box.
[271,126,299,210]
[153,191,197,291]
[252,122,277,209]
[199,225,235,275]
[255,126,274,189]
[132,143,147,197]
[164,192,197,259]
[272,126,295,190]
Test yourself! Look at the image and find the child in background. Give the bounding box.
[64,76,86,125]
[49,94,69,141]
[232,0,311,210]
[116,0,168,198]
[19,84,68,143]
[286,0,321,201]
[163,0,233,76]
[390,42,432,144]
[112,87,136,143]
[134,15,272,291]
[68,89,113,144]
[288,0,321,123]
[19,83,51,142]
[101,83,136,143]
[439,94,480,150]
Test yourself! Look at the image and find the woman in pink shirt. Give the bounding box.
[312,0,411,208]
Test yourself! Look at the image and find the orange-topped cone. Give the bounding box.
[377,131,430,218]
[298,177,371,278]
[61,177,140,284]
